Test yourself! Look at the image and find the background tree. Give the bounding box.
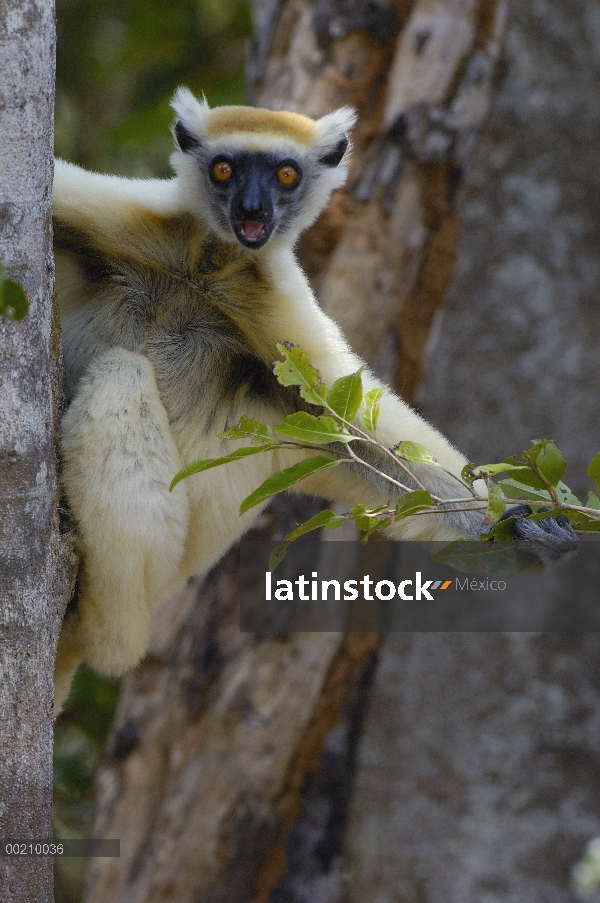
[347,2,600,900]
[0,1,75,902]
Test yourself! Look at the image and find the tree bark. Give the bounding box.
[344,1,600,899]
[0,1,74,902]
[84,2,506,901]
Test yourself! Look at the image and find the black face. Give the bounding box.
[207,151,303,249]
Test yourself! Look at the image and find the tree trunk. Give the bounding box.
[345,1,600,899]
[84,2,506,901]
[0,2,74,902]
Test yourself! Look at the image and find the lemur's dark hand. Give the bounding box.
[494,505,578,562]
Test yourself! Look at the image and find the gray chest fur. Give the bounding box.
[55,216,289,434]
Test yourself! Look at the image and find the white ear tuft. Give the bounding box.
[316,106,357,139]
[170,87,211,140]
[313,107,357,168]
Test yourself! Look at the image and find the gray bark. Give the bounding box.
[346,1,600,900]
[0,2,73,901]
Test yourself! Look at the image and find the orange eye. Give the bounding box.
[213,161,233,182]
[277,165,298,186]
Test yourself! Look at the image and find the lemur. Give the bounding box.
[52,88,577,712]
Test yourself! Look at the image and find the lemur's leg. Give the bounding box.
[58,348,189,688]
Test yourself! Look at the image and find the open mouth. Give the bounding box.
[233,220,272,248]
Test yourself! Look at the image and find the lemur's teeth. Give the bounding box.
[240,222,266,242]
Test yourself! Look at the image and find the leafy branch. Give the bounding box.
[170,343,600,569]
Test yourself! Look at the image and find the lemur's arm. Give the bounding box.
[257,252,578,554]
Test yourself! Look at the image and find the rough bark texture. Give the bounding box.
[345,1,600,900]
[254,0,507,399]
[0,1,73,901]
[84,2,506,901]
[347,635,600,903]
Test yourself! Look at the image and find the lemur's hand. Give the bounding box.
[489,504,578,563]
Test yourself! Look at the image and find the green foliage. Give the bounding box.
[272,342,327,406]
[269,509,346,571]
[433,540,538,577]
[239,456,341,514]
[588,452,600,494]
[327,368,364,421]
[220,415,274,445]
[274,412,355,445]
[359,386,385,432]
[349,503,387,534]
[55,0,253,174]
[170,444,278,490]
[485,482,505,523]
[394,441,439,466]
[499,478,552,503]
[572,837,600,897]
[54,667,120,903]
[0,265,28,321]
[171,343,600,569]
[394,490,432,520]
[529,441,566,487]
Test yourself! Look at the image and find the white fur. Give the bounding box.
[60,350,189,673]
[53,92,479,714]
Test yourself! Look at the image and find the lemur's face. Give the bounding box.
[206,150,304,250]
[171,97,355,251]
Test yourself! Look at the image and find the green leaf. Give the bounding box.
[484,506,571,538]
[170,444,277,490]
[394,489,432,521]
[501,475,581,508]
[554,481,581,506]
[327,368,364,422]
[530,442,565,488]
[219,416,274,445]
[350,503,388,516]
[587,491,600,510]
[351,512,381,532]
[499,478,552,503]
[0,266,28,321]
[561,511,594,524]
[569,520,600,533]
[485,482,505,523]
[359,386,385,432]
[394,441,439,466]
[499,466,547,490]
[240,456,341,514]
[433,540,537,577]
[346,503,387,534]
[472,462,516,478]
[588,453,600,495]
[525,440,554,463]
[484,513,525,541]
[461,463,476,487]
[369,515,392,533]
[471,460,546,488]
[269,509,347,571]
[273,343,326,406]
[525,507,568,522]
[274,412,354,445]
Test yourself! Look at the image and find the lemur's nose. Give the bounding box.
[240,183,264,217]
